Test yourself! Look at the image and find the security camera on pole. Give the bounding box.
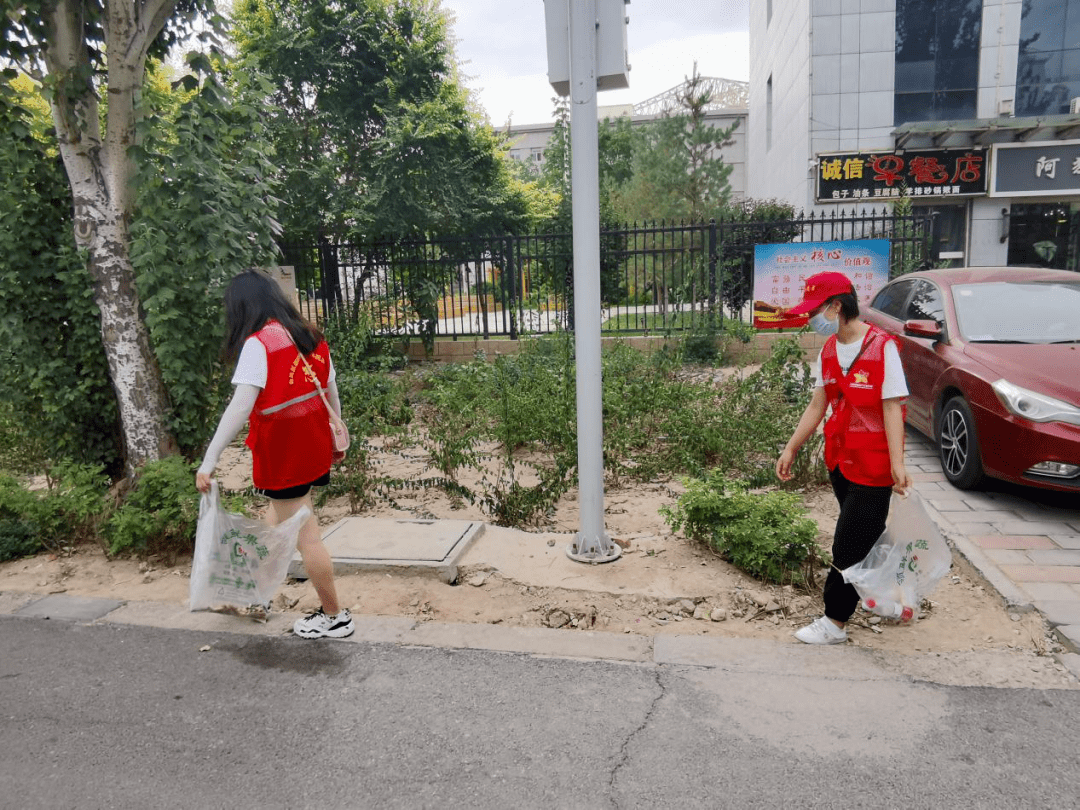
[543,0,630,564]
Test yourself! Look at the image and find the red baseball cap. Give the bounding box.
[785,271,856,315]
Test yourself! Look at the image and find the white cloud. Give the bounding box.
[445,0,750,126]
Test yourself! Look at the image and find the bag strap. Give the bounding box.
[282,328,338,421]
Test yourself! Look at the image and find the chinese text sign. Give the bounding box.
[752,240,891,330]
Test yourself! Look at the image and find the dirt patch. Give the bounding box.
[1,441,1075,689]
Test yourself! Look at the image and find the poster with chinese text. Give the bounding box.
[752,240,890,330]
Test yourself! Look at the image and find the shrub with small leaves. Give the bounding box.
[0,462,109,561]
[103,456,202,559]
[0,474,50,562]
[661,470,828,587]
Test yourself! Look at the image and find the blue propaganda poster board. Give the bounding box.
[752,240,890,330]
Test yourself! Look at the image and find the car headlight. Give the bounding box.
[991,380,1080,426]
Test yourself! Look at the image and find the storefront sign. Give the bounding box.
[816,148,987,202]
[989,141,1080,197]
[752,240,890,330]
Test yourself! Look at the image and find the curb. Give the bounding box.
[3,590,1078,684]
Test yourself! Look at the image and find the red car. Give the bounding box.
[863,267,1080,492]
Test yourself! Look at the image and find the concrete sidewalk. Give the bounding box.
[904,427,1080,656]
[3,426,1078,683]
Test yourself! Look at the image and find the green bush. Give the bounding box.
[103,456,201,558]
[0,474,50,562]
[0,402,50,476]
[321,311,406,377]
[336,370,413,438]
[43,461,110,547]
[0,462,109,561]
[661,470,828,587]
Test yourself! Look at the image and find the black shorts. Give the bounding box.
[255,470,331,500]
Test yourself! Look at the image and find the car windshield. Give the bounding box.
[953,281,1080,343]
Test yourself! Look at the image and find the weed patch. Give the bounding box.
[661,471,829,588]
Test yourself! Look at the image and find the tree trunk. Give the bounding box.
[75,200,178,470]
[45,0,179,473]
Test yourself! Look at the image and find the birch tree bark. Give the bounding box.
[40,0,181,470]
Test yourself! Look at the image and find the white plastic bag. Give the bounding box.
[841,491,952,623]
[189,482,309,612]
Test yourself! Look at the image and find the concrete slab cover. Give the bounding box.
[290,518,484,582]
[15,594,123,622]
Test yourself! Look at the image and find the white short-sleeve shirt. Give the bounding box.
[232,336,336,388]
[812,333,908,400]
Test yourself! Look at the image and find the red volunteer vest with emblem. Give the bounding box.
[820,324,902,487]
[245,320,334,490]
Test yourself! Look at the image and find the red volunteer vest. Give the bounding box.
[821,324,902,487]
[245,320,334,490]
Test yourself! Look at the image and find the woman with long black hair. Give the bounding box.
[196,270,353,639]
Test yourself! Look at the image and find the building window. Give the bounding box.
[1016,0,1080,116]
[766,75,773,151]
[1008,203,1080,270]
[894,0,982,125]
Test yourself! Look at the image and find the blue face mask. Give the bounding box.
[809,309,839,337]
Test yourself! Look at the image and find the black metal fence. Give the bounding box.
[281,207,937,338]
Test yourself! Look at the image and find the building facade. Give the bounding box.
[749,0,1080,269]
[506,79,750,203]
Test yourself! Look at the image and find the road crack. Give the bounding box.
[608,665,666,808]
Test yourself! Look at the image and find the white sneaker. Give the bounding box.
[293,607,355,639]
[794,616,847,645]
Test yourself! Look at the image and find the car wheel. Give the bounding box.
[937,396,984,490]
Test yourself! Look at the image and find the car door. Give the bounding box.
[868,278,917,334]
[899,279,948,431]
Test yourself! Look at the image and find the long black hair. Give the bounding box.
[223,270,324,361]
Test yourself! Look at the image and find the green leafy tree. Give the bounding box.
[716,197,802,316]
[234,0,527,242]
[232,0,450,243]
[233,0,534,348]
[130,56,282,456]
[612,66,737,224]
[535,99,634,313]
[0,0,230,472]
[603,66,739,324]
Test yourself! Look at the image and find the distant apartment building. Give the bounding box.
[505,78,750,203]
[749,0,1080,269]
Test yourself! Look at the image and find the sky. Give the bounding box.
[444,0,750,127]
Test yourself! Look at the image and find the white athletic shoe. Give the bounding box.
[794,616,847,645]
[293,607,355,639]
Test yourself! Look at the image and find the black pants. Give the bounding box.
[823,466,893,623]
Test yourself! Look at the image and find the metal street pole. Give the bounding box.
[565,0,619,564]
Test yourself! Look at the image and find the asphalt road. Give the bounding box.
[2,617,1079,810]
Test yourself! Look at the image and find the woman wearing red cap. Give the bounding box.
[776,271,912,645]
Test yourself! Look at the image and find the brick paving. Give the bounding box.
[905,427,1080,658]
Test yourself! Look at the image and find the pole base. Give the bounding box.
[566,533,622,565]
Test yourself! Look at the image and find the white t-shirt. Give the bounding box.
[812,332,908,400]
[232,336,336,387]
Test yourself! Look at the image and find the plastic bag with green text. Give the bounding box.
[189,482,308,612]
[841,491,952,623]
